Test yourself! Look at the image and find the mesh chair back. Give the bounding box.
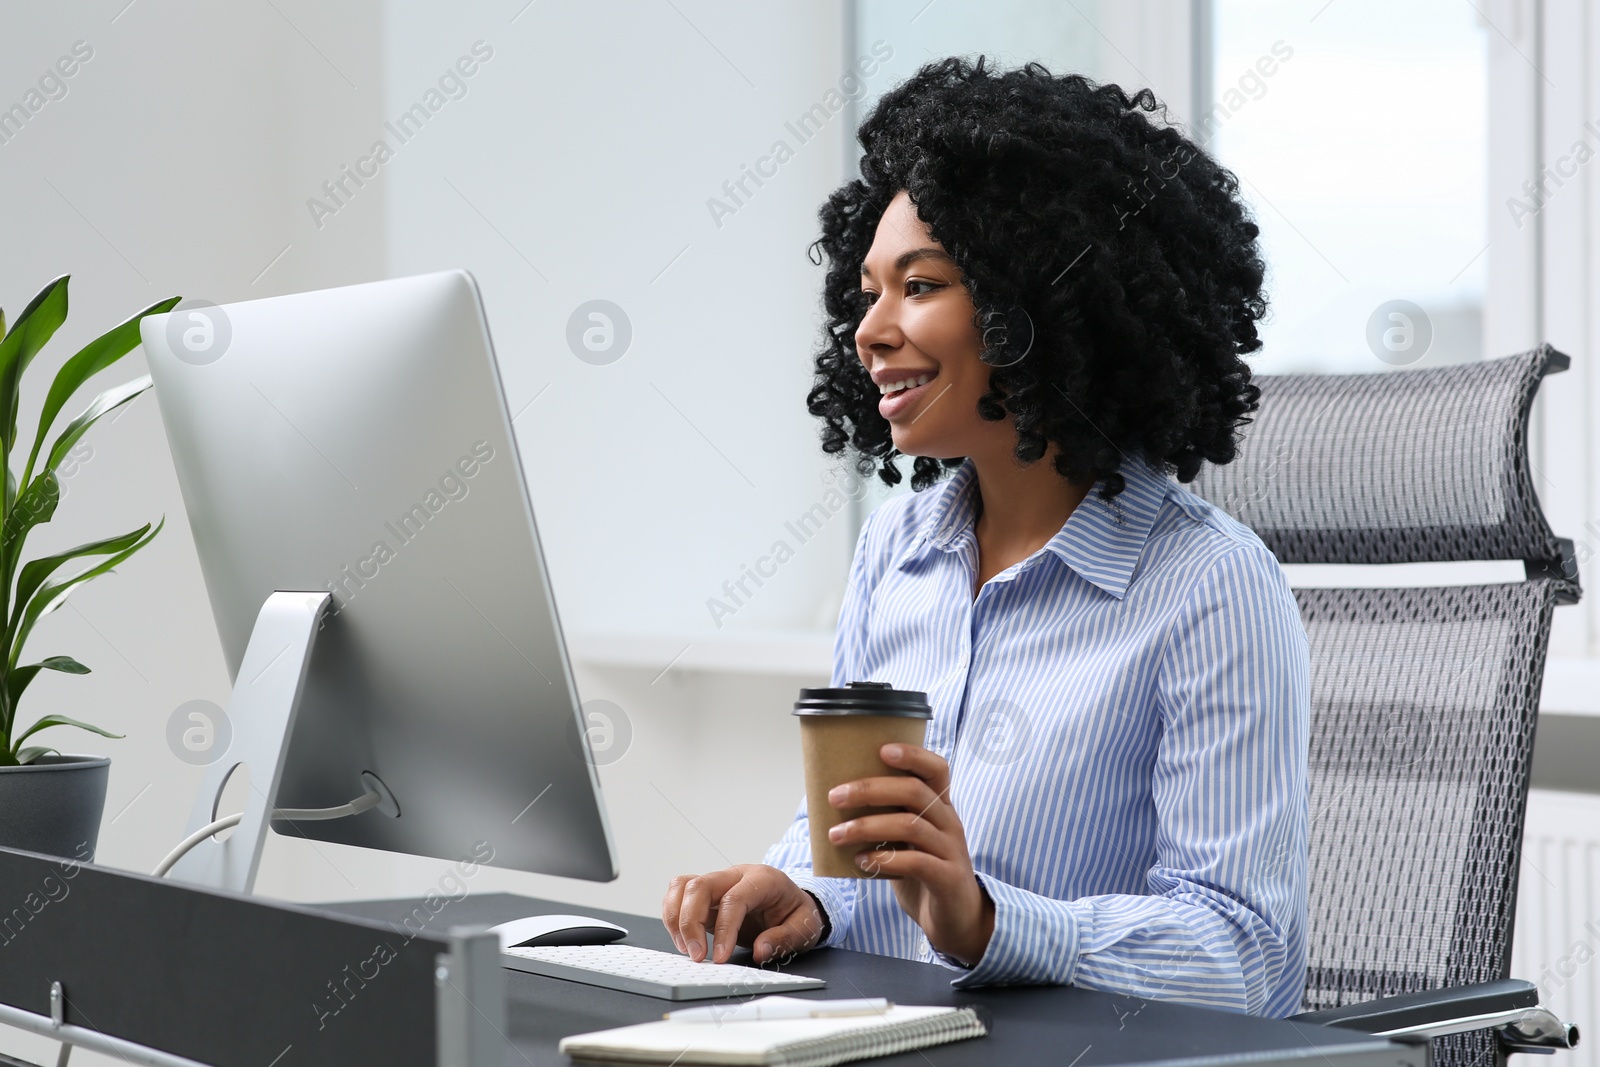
[1189,348,1580,1066]
[1191,347,1575,590]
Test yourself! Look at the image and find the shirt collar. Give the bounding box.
[918,459,982,551]
[911,457,1170,600]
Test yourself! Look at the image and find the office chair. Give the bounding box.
[1189,345,1582,1067]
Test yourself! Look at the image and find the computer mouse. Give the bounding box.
[489,913,630,948]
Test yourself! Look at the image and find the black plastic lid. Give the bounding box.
[793,681,932,718]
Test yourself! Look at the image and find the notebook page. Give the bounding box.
[560,1004,985,1066]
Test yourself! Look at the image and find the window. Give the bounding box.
[1208,0,1490,374]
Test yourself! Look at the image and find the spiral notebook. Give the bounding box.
[558,1003,988,1066]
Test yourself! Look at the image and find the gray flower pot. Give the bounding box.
[0,754,109,862]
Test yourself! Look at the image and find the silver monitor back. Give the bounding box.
[141,270,618,881]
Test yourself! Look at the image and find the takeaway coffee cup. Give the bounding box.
[794,681,933,879]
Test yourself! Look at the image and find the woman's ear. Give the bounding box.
[977,305,1035,368]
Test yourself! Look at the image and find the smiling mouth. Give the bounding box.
[877,370,942,422]
[878,371,936,396]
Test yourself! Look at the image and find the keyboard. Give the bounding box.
[500,943,827,1000]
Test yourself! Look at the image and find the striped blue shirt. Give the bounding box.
[765,457,1310,1016]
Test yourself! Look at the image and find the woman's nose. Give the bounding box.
[855,296,900,355]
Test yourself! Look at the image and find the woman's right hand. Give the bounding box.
[661,863,825,965]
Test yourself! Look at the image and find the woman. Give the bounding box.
[662,57,1310,1017]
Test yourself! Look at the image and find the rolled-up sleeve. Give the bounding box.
[937,546,1310,1017]
[760,503,885,949]
[763,803,858,950]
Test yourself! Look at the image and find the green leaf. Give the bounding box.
[20,295,179,492]
[6,656,91,711]
[14,746,59,765]
[2,462,14,530]
[0,276,69,456]
[1,476,60,616]
[4,377,155,595]
[3,471,58,554]
[36,655,90,674]
[9,525,150,643]
[40,375,153,479]
[13,714,122,748]
[10,517,163,671]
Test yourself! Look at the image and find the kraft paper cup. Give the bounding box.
[795,681,932,879]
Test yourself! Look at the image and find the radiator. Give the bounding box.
[1510,788,1600,1065]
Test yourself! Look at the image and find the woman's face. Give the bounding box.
[856,190,1000,461]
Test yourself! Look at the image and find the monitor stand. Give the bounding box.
[165,591,335,894]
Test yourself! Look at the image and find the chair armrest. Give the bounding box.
[1293,980,1537,1034]
[1292,980,1578,1049]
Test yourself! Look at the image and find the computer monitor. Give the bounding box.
[140,270,618,890]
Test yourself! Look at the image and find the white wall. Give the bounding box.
[0,0,388,889]
[0,2,387,1063]
[377,1,864,643]
[0,3,872,1062]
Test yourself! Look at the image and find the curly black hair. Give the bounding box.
[805,56,1266,498]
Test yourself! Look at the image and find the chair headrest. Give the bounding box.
[1188,345,1579,603]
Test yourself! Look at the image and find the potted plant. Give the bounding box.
[0,276,178,861]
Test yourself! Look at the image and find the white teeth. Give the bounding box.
[879,373,933,396]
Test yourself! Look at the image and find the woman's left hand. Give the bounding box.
[826,743,994,966]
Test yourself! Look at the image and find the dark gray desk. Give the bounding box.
[322,893,1427,1067]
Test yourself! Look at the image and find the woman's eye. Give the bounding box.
[858,280,940,308]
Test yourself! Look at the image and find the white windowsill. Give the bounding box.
[569,630,834,679]
[569,633,1600,717]
[1540,660,1600,718]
